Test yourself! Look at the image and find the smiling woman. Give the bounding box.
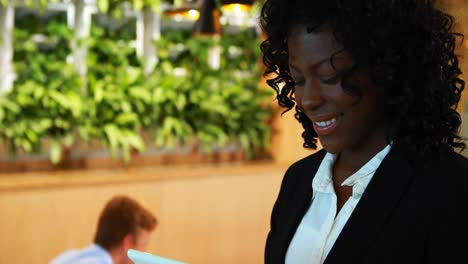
[287,27,386,159]
[260,0,468,263]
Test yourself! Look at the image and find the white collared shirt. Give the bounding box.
[285,145,391,264]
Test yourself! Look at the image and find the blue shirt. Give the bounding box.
[50,244,113,264]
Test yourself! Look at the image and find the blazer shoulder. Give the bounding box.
[287,149,327,175]
[446,150,468,173]
[276,149,327,201]
[427,150,468,184]
[438,150,468,190]
[421,151,468,262]
[412,150,468,208]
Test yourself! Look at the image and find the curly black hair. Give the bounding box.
[260,0,466,158]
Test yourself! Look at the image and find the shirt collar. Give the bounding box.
[312,151,337,194]
[312,145,392,197]
[341,145,391,197]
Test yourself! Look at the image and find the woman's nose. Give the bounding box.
[300,80,324,111]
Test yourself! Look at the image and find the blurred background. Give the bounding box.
[0,0,466,263]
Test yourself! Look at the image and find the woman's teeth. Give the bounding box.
[315,118,337,127]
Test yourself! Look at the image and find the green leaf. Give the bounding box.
[124,131,145,152]
[98,0,109,13]
[50,139,62,164]
[129,86,152,102]
[104,124,119,150]
[49,90,70,108]
[122,143,131,163]
[63,134,74,148]
[25,129,38,142]
[124,66,142,86]
[239,133,251,158]
[0,98,20,113]
[115,112,138,125]
[18,138,33,153]
[132,0,144,11]
[94,83,104,102]
[67,93,83,118]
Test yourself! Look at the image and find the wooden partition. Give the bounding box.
[0,162,292,264]
[270,107,317,164]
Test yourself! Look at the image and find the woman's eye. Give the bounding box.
[319,68,350,85]
[319,75,341,85]
[292,78,305,86]
[318,62,358,85]
[294,80,305,86]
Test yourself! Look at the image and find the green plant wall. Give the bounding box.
[80,19,146,162]
[0,11,82,164]
[0,9,274,164]
[151,29,273,157]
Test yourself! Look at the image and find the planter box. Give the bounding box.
[0,138,250,173]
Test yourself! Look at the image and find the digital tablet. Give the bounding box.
[128,249,186,264]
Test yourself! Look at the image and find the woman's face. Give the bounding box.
[287,25,387,155]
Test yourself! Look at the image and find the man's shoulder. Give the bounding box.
[49,244,113,264]
[50,249,80,264]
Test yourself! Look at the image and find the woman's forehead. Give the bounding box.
[287,26,344,61]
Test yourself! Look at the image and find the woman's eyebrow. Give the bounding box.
[288,56,330,73]
[288,51,349,73]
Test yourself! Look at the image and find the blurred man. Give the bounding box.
[50,195,157,264]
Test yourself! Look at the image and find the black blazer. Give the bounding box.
[265,147,468,264]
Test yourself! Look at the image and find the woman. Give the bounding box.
[260,0,468,263]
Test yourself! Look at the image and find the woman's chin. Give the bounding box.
[318,139,341,154]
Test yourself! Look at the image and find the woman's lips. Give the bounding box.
[311,114,341,136]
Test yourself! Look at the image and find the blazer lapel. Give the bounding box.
[324,148,415,263]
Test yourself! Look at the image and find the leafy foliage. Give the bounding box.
[0,12,81,164]
[152,29,273,157]
[80,22,146,162]
[97,0,163,18]
[0,9,274,164]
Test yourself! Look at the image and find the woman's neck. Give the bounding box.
[333,140,388,184]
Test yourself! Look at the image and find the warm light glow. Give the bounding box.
[188,9,200,20]
[464,39,468,49]
[165,9,200,21]
[222,3,252,13]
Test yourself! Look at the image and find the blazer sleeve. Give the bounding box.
[424,152,468,263]
[424,189,468,263]
[265,163,298,264]
[264,151,325,264]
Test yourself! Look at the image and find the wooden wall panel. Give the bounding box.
[270,107,318,164]
[0,165,286,264]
